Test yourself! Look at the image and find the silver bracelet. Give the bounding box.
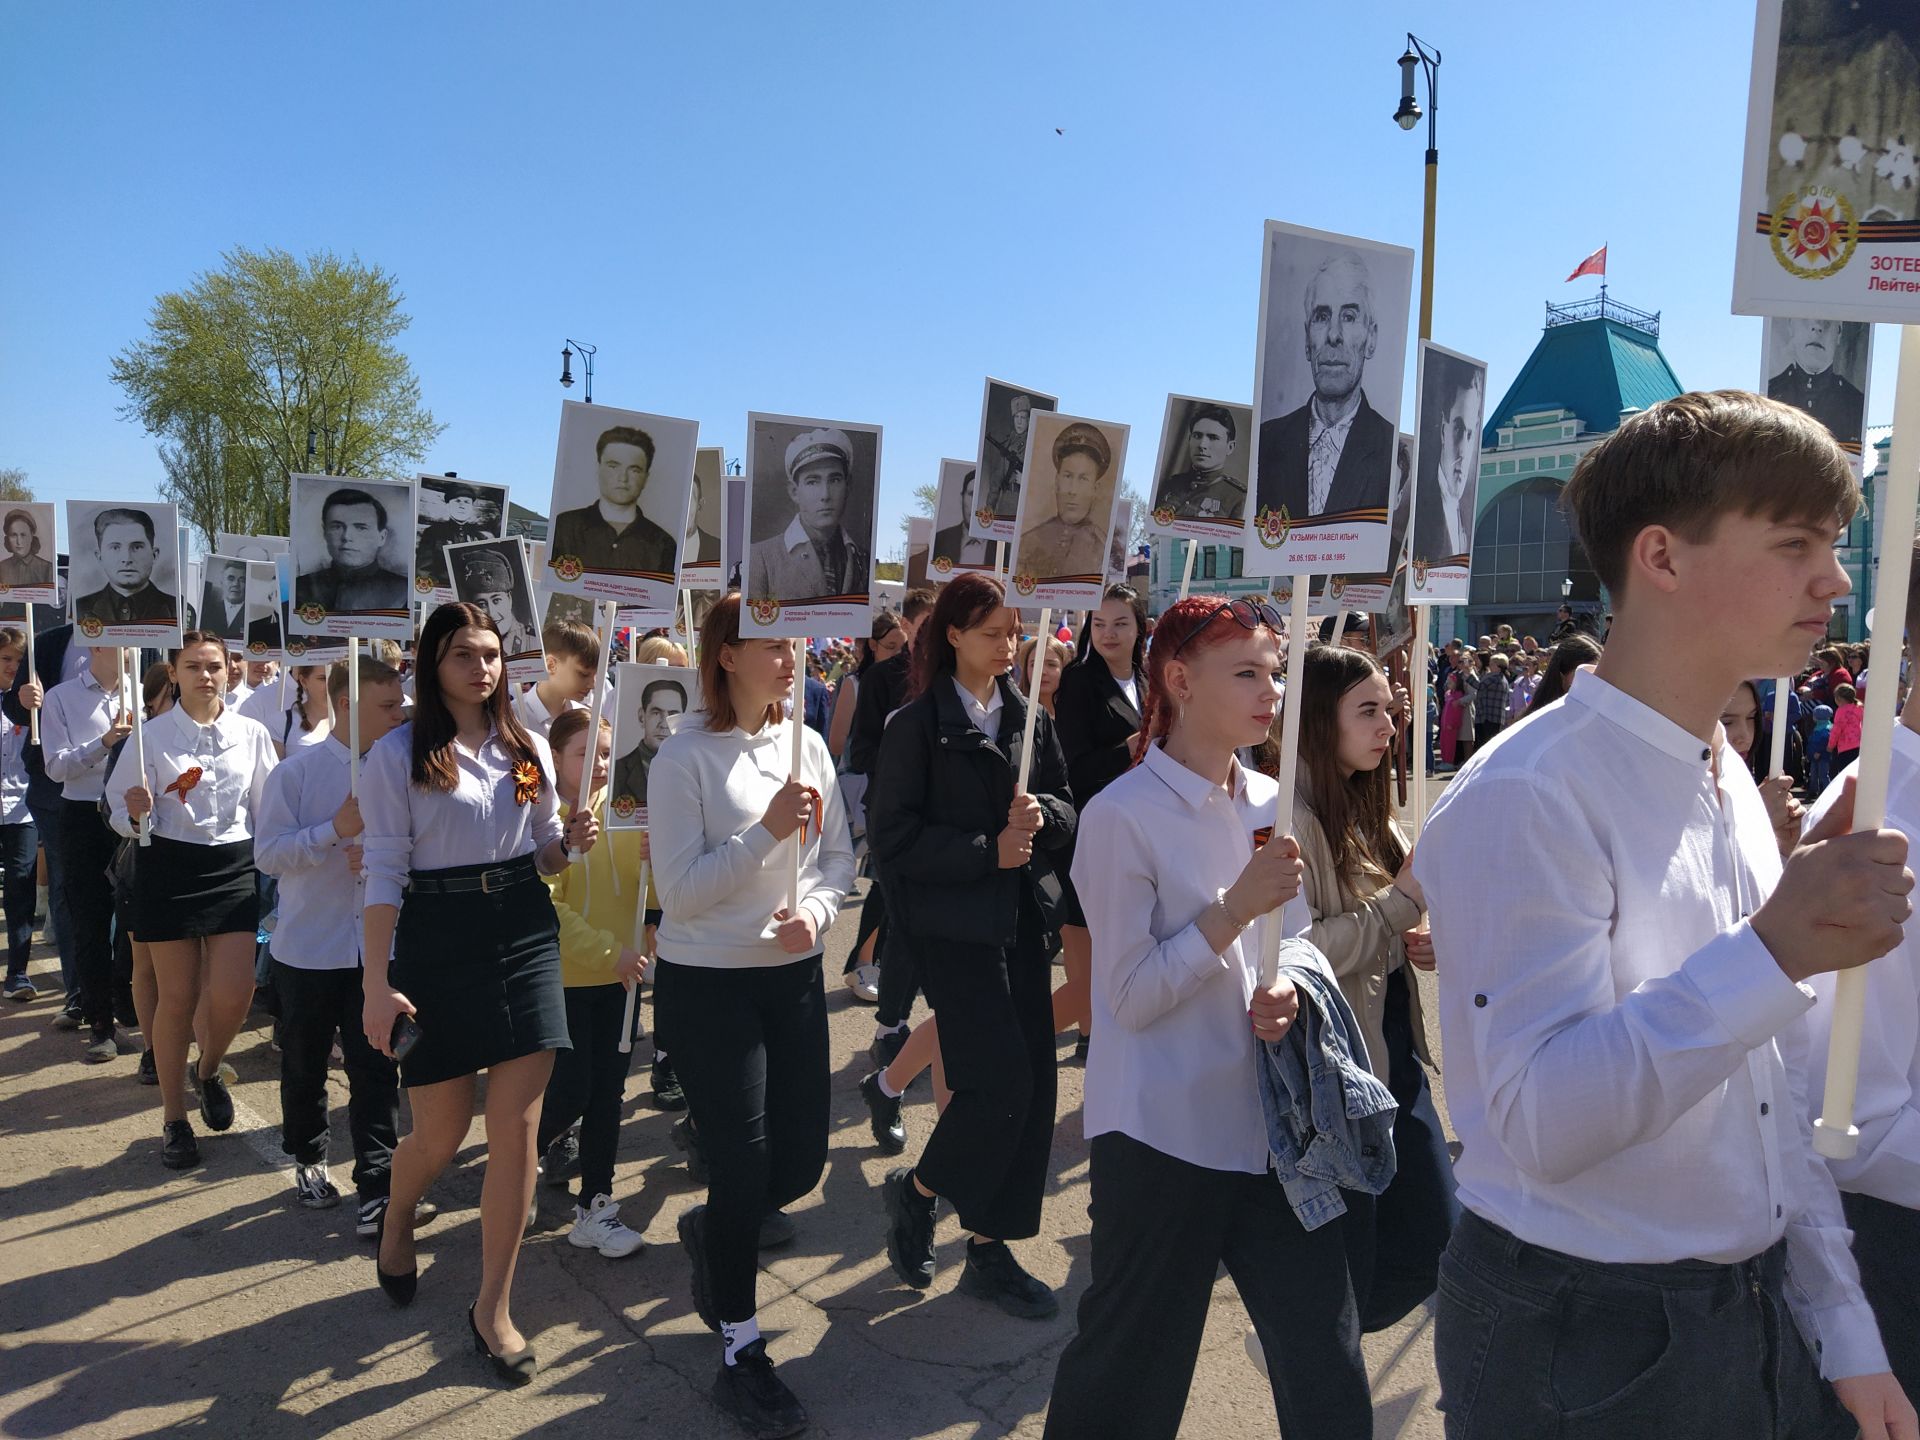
[1214,892,1248,933]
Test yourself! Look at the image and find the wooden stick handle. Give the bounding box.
[1768,675,1791,780]
[568,601,616,864]
[618,858,650,1055]
[1260,581,1312,988]
[1014,608,1052,795]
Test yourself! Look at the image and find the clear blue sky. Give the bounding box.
[1,0,1880,560]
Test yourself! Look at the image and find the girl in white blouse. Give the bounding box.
[1044,596,1371,1440]
[109,631,279,1172]
[357,601,596,1387]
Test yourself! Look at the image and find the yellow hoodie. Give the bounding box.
[549,801,652,989]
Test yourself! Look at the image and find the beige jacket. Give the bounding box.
[1293,794,1432,1080]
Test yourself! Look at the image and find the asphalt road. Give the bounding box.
[0,878,1447,1439]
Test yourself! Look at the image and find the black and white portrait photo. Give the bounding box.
[448,537,544,681]
[244,559,283,658]
[905,516,932,593]
[66,500,182,647]
[742,413,880,638]
[272,553,345,663]
[544,399,697,612]
[679,446,726,590]
[201,555,250,641]
[969,377,1059,543]
[0,502,58,604]
[1763,316,1871,454]
[931,458,993,576]
[288,473,417,641]
[1008,411,1129,608]
[414,474,508,599]
[1149,396,1252,539]
[606,662,700,827]
[1247,221,1413,576]
[1407,342,1489,605]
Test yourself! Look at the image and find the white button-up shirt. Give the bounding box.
[359,721,564,911]
[952,676,1004,736]
[42,669,127,803]
[511,684,583,741]
[1807,727,1920,1211]
[1417,672,1884,1379]
[0,714,29,825]
[1074,741,1310,1174]
[105,704,279,845]
[254,735,358,968]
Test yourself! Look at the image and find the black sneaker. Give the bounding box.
[138,1049,158,1086]
[83,1027,118,1064]
[677,1204,721,1332]
[1071,1033,1090,1065]
[713,1337,808,1439]
[652,1054,687,1111]
[672,1116,709,1185]
[161,1119,200,1170]
[357,1195,441,1239]
[868,1026,909,1072]
[543,1126,581,1188]
[51,1002,82,1031]
[198,1071,235,1132]
[956,1239,1058,1320]
[882,1166,936,1289]
[859,1072,906,1154]
[293,1162,342,1209]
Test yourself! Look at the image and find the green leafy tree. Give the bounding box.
[0,469,31,503]
[111,247,443,545]
[901,480,940,540]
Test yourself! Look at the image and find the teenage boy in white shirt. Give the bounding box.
[512,618,600,740]
[1418,391,1916,1440]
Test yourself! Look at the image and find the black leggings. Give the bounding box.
[537,982,637,1204]
[654,954,828,1322]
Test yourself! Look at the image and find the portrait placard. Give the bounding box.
[66,500,183,648]
[1732,1,1920,322]
[1245,220,1415,576]
[1005,411,1130,610]
[606,662,701,829]
[0,502,59,605]
[905,515,932,593]
[415,474,509,603]
[969,378,1060,543]
[930,458,994,578]
[215,533,289,562]
[679,446,726,590]
[1106,501,1133,585]
[181,556,201,632]
[1338,430,1416,614]
[447,537,544,682]
[1148,396,1253,542]
[273,553,347,663]
[721,475,747,592]
[287,474,417,641]
[1760,316,1873,464]
[543,399,697,612]
[243,559,283,659]
[741,411,881,638]
[201,555,250,642]
[1405,342,1490,606]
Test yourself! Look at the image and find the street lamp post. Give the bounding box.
[1395,35,1441,342]
[559,339,597,404]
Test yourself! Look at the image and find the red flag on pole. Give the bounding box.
[1565,244,1608,282]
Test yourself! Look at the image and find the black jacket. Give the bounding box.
[869,673,1076,950]
[846,651,913,778]
[1052,658,1142,808]
[3,623,73,807]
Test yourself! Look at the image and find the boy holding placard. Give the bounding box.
[1416,391,1913,1438]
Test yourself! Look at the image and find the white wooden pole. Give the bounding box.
[1410,608,1430,837]
[1177,540,1198,601]
[1260,580,1313,988]
[1768,674,1792,779]
[568,600,616,865]
[130,648,150,848]
[618,858,650,1055]
[347,637,360,795]
[1014,608,1053,793]
[788,638,806,911]
[23,607,36,744]
[1816,322,1920,1160]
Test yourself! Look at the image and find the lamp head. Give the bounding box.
[1395,47,1421,129]
[559,344,574,389]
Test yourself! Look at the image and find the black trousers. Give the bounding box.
[271,959,398,1201]
[914,927,1056,1240]
[61,800,118,1032]
[1435,1210,1850,1439]
[874,894,922,1030]
[0,821,37,978]
[537,982,636,1204]
[1843,1191,1920,1405]
[1044,1131,1372,1440]
[1348,968,1460,1331]
[655,954,828,1323]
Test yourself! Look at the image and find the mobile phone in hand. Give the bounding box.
[390,1014,422,1062]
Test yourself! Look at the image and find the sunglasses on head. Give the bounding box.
[1172,598,1286,657]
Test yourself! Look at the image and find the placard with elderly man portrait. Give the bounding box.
[288,473,418,641]
[544,399,697,613]
[66,500,183,647]
[742,412,881,638]
[1246,220,1413,576]
[1006,411,1130,609]
[0,503,58,605]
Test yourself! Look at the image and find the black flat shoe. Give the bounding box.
[374,1203,417,1307]
[469,1304,538,1387]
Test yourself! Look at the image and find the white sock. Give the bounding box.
[873,1021,908,1040]
[876,1070,903,1100]
[721,1316,761,1366]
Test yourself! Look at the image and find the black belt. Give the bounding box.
[407,857,540,895]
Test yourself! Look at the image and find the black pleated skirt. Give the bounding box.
[390,855,568,1088]
[131,835,259,942]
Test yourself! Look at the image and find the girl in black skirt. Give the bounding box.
[109,630,280,1171]
[358,602,598,1386]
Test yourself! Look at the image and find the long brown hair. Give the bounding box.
[411,601,543,792]
[1138,596,1277,758]
[1296,644,1405,901]
[1526,634,1601,715]
[910,572,1006,700]
[698,592,786,733]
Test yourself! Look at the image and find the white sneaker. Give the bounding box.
[844,963,881,1004]
[569,1193,645,1257]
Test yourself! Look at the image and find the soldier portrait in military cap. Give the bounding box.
[969,377,1059,543]
[1149,395,1254,541]
[1763,316,1870,458]
[447,536,544,680]
[742,411,881,638]
[544,398,698,612]
[415,474,509,598]
[1007,410,1131,608]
